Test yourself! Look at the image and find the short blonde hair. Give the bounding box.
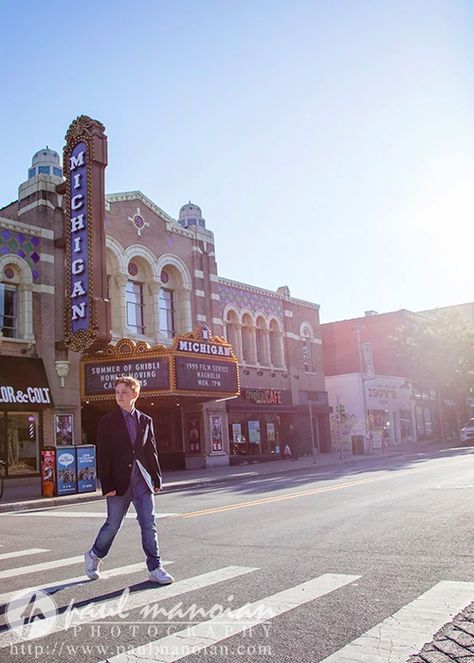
[115,375,141,393]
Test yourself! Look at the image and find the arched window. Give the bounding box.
[157,264,191,338]
[125,257,153,337]
[241,313,255,364]
[225,309,241,360]
[0,258,34,341]
[269,318,285,368]
[0,281,17,337]
[158,287,175,339]
[256,316,269,366]
[302,324,314,372]
[105,246,123,337]
[126,280,145,334]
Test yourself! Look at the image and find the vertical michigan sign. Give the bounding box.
[64,116,111,353]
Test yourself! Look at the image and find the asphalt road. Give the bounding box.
[1,445,474,663]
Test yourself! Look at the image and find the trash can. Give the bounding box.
[351,435,365,455]
[55,446,78,496]
[76,445,97,493]
[40,447,56,497]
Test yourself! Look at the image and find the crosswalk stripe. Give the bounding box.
[320,580,474,662]
[0,548,49,561]
[0,555,85,580]
[10,511,178,519]
[0,565,258,649]
[0,560,174,606]
[101,573,360,663]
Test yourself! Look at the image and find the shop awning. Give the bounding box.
[0,357,53,410]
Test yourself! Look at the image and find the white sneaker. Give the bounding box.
[84,549,101,580]
[148,565,174,585]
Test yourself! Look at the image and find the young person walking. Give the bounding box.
[84,376,174,585]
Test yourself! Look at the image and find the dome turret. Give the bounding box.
[28,147,63,180]
[178,202,206,229]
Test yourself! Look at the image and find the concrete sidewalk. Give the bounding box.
[0,439,463,513]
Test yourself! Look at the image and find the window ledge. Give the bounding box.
[1,337,35,345]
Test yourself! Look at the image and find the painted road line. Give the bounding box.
[176,455,474,519]
[0,565,258,649]
[320,580,474,663]
[101,573,360,663]
[0,548,49,561]
[0,561,174,606]
[0,555,85,580]
[10,511,179,519]
[178,474,412,518]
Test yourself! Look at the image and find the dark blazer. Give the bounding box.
[96,407,162,496]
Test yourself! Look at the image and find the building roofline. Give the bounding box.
[418,302,474,313]
[320,308,428,326]
[217,276,320,310]
[106,191,176,225]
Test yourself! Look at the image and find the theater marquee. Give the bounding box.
[63,115,111,353]
[81,328,240,402]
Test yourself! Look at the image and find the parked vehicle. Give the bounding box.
[460,418,474,443]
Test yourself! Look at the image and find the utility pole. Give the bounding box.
[353,325,370,454]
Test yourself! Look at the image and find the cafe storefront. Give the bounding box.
[80,328,240,470]
[0,356,53,476]
[226,388,331,462]
[227,388,295,461]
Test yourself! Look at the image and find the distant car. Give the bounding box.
[460,418,474,442]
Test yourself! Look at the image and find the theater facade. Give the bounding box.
[0,116,330,476]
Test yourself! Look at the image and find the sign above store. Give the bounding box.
[173,328,239,398]
[364,377,413,409]
[244,389,291,406]
[175,356,238,394]
[63,115,111,353]
[0,357,53,410]
[84,357,170,395]
[81,328,240,401]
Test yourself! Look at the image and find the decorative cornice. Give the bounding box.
[84,337,168,357]
[0,216,54,239]
[217,277,283,300]
[288,296,320,311]
[217,276,319,310]
[106,191,176,226]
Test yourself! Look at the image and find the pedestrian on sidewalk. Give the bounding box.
[84,375,174,585]
[287,424,301,461]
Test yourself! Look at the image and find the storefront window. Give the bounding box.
[399,409,414,441]
[416,405,434,440]
[6,412,39,475]
[229,415,280,456]
[367,409,384,430]
[248,420,261,454]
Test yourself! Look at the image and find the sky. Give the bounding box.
[0,0,472,322]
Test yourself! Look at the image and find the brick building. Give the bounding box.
[321,310,442,454]
[0,145,330,481]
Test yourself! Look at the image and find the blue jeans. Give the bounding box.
[92,491,160,571]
